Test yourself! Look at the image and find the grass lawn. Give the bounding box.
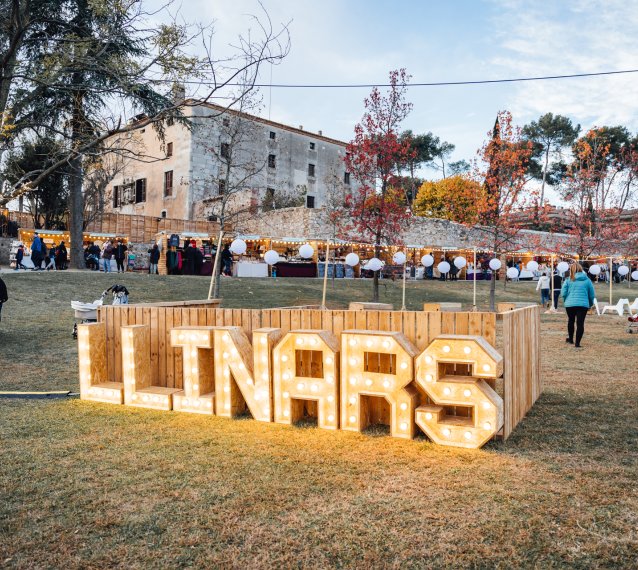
[1,271,637,568]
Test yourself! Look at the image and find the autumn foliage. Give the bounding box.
[413,175,482,224]
[344,69,415,300]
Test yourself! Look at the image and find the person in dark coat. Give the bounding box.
[193,246,204,275]
[148,244,160,274]
[114,239,128,273]
[182,243,195,275]
[552,270,563,310]
[0,276,7,323]
[31,232,42,270]
[56,241,68,270]
[14,245,26,270]
[221,244,233,276]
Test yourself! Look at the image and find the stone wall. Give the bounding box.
[239,206,574,253]
[0,237,12,266]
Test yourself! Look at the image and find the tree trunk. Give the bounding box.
[68,154,85,269]
[372,243,380,302]
[490,270,496,311]
[540,145,550,207]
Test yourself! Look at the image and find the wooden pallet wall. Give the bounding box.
[98,304,540,439]
[100,305,496,387]
[500,305,542,439]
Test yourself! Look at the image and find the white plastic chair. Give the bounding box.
[592,298,601,315]
[601,299,628,316]
[628,298,638,316]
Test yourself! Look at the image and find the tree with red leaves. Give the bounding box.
[561,127,638,258]
[344,69,415,301]
[473,111,534,309]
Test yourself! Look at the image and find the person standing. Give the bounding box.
[102,241,114,273]
[31,232,42,270]
[148,244,160,274]
[114,239,128,273]
[552,270,563,309]
[561,263,595,348]
[0,275,7,323]
[221,244,233,276]
[56,241,67,270]
[536,272,550,307]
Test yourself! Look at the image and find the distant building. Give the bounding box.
[102,101,354,222]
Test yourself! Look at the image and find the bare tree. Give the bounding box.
[0,1,290,269]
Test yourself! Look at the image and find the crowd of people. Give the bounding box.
[13,232,68,271]
[84,239,129,273]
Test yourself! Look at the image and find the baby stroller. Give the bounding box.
[71,284,130,338]
[627,314,638,334]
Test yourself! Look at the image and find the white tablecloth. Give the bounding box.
[235,262,269,277]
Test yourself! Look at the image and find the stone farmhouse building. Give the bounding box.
[103,101,354,223]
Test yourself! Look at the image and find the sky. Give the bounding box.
[152,0,638,201]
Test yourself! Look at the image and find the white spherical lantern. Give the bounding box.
[264,250,280,265]
[365,257,383,272]
[589,264,601,276]
[618,265,629,276]
[229,239,247,255]
[392,251,406,265]
[299,243,314,259]
[489,258,502,271]
[632,270,638,281]
[421,254,434,267]
[506,267,519,279]
[345,253,360,267]
[557,261,569,273]
[526,260,539,272]
[437,261,451,274]
[454,256,467,269]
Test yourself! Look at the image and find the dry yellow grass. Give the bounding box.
[0,273,637,568]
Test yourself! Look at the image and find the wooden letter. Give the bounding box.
[170,327,216,414]
[415,335,503,449]
[78,322,123,404]
[273,330,340,429]
[122,324,181,410]
[340,331,419,439]
[213,327,281,422]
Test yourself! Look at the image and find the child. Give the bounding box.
[45,247,57,271]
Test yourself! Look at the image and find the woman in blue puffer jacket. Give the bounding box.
[561,262,595,348]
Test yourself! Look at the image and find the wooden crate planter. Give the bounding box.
[79,303,542,448]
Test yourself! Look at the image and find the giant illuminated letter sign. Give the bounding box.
[340,331,419,439]
[272,330,340,429]
[414,335,503,448]
[170,327,216,414]
[213,327,281,422]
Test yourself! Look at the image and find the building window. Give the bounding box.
[218,179,226,195]
[309,142,315,150]
[268,154,276,168]
[135,178,146,203]
[220,142,230,159]
[166,142,173,157]
[306,195,315,208]
[266,187,275,201]
[344,172,351,184]
[161,209,167,218]
[223,117,230,127]
[269,131,276,140]
[308,163,315,177]
[112,186,119,208]
[164,170,173,197]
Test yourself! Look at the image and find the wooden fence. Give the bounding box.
[7,211,219,243]
[500,306,542,438]
[98,303,540,440]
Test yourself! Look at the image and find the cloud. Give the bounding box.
[490,0,638,130]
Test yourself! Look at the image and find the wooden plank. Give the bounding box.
[173,309,183,389]
[377,310,391,332]
[344,310,356,331]
[454,311,469,336]
[414,312,429,351]
[166,308,174,388]
[148,307,159,386]
[279,310,291,335]
[113,307,122,385]
[158,307,166,386]
[355,310,367,330]
[402,311,416,345]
